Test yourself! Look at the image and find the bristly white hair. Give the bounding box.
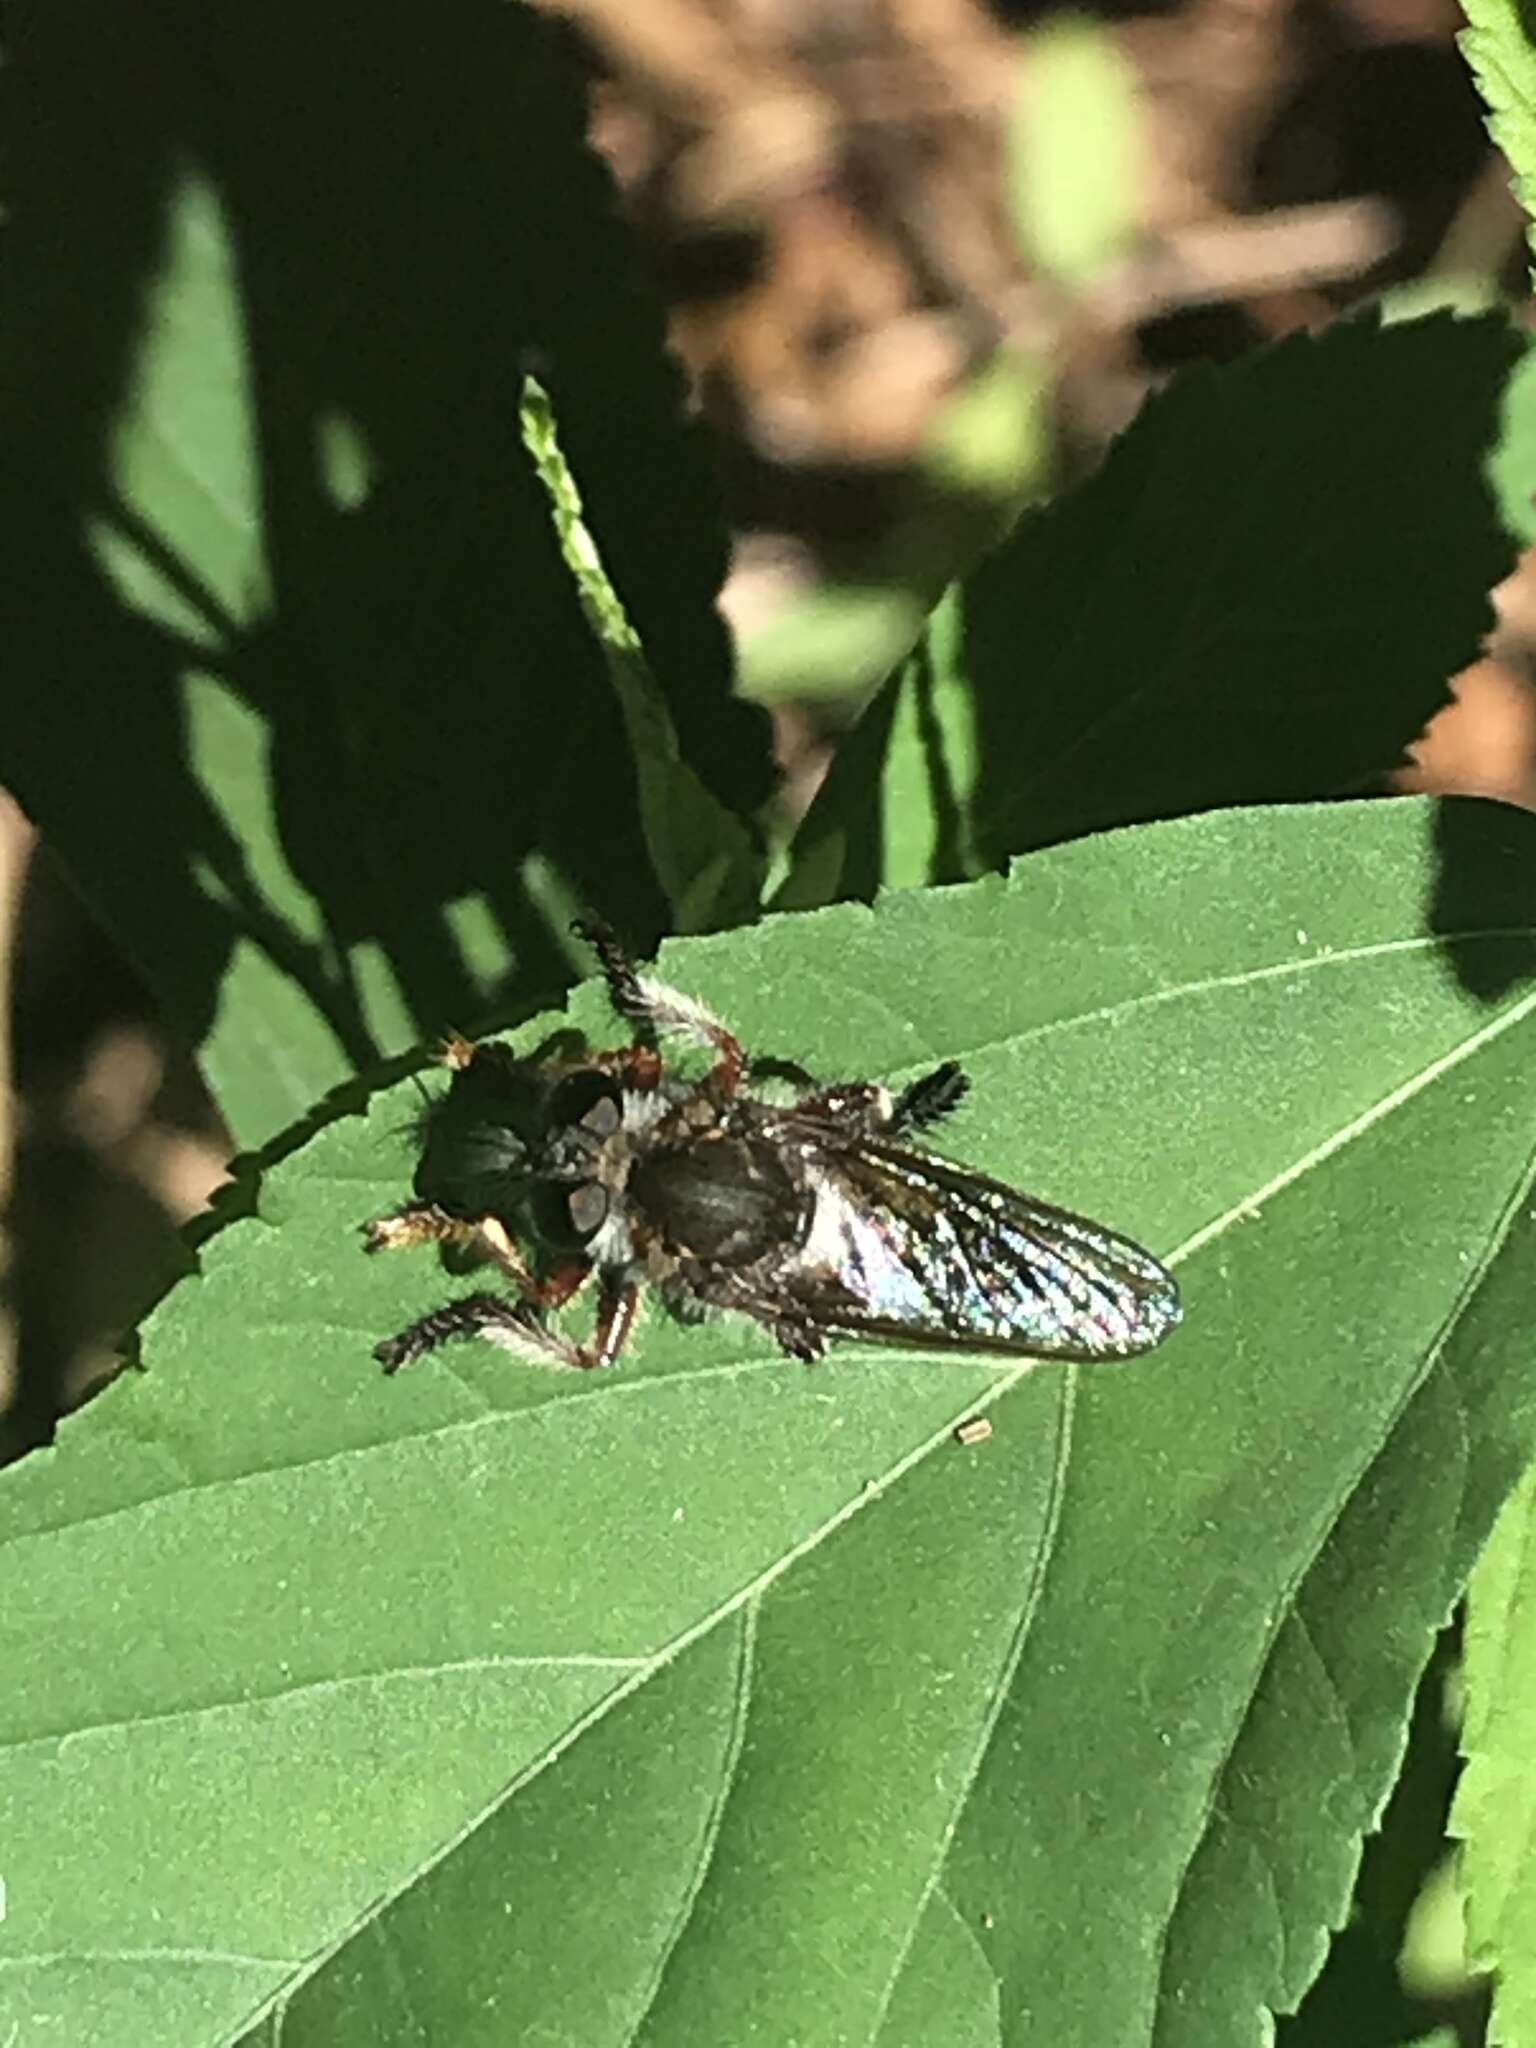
[619,1086,674,1133]
[634,975,733,1052]
[587,1204,635,1269]
[477,1317,571,1368]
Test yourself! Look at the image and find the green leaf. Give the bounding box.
[1278,1631,1474,2046]
[874,1889,1002,2047]
[5,797,1536,2045]
[737,353,1053,710]
[1455,1460,1536,2046]
[521,383,763,935]
[773,589,977,912]
[0,3,767,1150]
[1460,0,1536,273]
[1008,17,1139,286]
[780,314,1516,909]
[1491,338,1536,543]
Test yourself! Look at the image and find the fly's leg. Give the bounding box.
[575,917,744,1095]
[793,1062,970,1140]
[366,1200,607,1370]
[489,1271,637,1369]
[531,1042,665,1090]
[497,1271,638,1370]
[584,1275,640,1366]
[374,1292,549,1373]
[768,1315,827,1362]
[887,1062,969,1136]
[372,1289,584,1374]
[364,1205,593,1309]
[587,1044,664,1090]
[574,916,651,1028]
[375,1276,636,1374]
[371,1247,637,1374]
[669,1262,828,1363]
[362,1201,540,1293]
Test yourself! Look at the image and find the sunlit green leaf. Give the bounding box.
[1461,0,1536,274]
[1455,1459,1536,2047]
[1490,339,1536,543]
[6,798,1536,2043]
[1009,17,1139,286]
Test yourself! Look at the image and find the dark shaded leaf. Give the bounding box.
[0,2,768,1147]
[781,315,1516,909]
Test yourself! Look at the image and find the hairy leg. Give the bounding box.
[888,1061,970,1136]
[574,917,744,1094]
[374,1272,638,1374]
[362,1201,539,1293]
[374,1291,556,1373]
[793,1061,970,1140]
[666,1262,829,1363]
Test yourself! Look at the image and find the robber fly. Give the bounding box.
[362,922,1181,1373]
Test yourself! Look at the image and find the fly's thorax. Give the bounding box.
[626,1127,814,1268]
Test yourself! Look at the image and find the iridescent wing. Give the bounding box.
[770,1128,1180,1362]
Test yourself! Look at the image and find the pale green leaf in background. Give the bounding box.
[521,381,762,934]
[773,586,980,911]
[1490,338,1536,544]
[1460,0,1536,273]
[737,352,1053,712]
[1276,1626,1480,2045]
[1009,16,1140,287]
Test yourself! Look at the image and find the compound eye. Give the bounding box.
[579,1091,621,1138]
[547,1069,622,1135]
[567,1182,609,1238]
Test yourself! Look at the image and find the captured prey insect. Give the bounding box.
[362,923,1182,1374]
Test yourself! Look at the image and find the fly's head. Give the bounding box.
[409,1043,545,1223]
[408,1048,628,1248]
[415,1040,723,1266]
[537,1068,745,1266]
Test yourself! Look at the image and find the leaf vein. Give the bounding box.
[14,1654,651,1756]
[939,928,1536,1079]
[868,1370,1077,2038]
[1145,1025,1536,2041]
[0,1946,298,1972]
[624,1600,759,2040]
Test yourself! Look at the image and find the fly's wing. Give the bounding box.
[774,1132,1181,1362]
